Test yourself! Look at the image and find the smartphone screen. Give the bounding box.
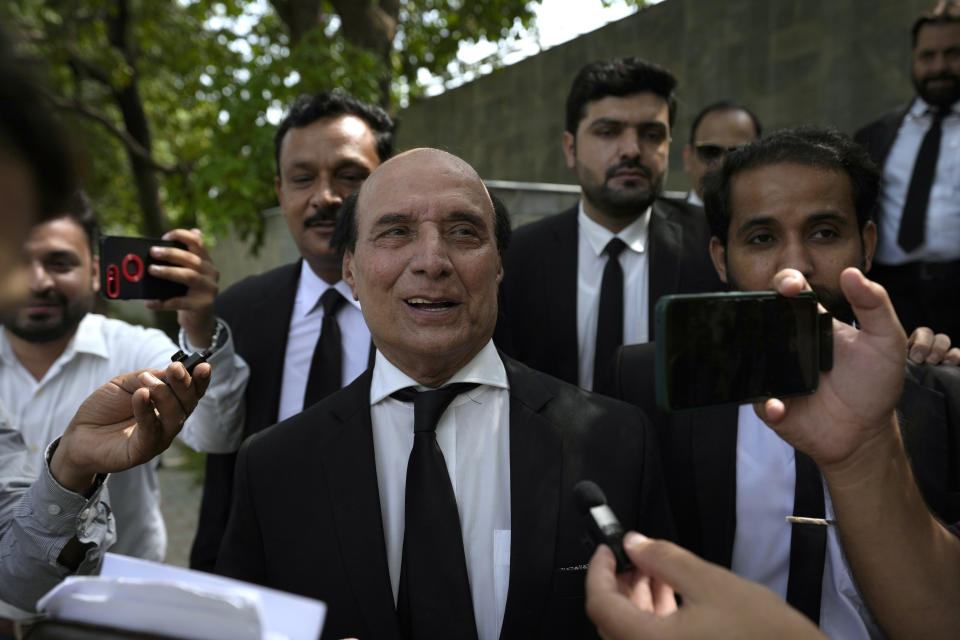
[655,291,820,412]
[99,235,188,300]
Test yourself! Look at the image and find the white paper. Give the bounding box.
[37,553,325,640]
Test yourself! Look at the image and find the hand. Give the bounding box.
[145,228,219,347]
[907,327,960,365]
[49,360,212,493]
[753,268,906,472]
[585,533,824,640]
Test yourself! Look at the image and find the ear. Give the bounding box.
[342,250,359,301]
[861,220,878,274]
[495,256,503,285]
[562,131,577,170]
[274,175,284,206]
[683,144,693,173]
[708,236,728,284]
[91,252,100,293]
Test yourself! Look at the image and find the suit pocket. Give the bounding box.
[551,564,588,600]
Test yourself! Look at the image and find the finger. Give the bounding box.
[907,327,934,364]
[149,245,207,271]
[161,228,208,257]
[839,268,905,342]
[945,347,960,366]
[148,263,217,289]
[753,397,786,425]
[623,538,723,605]
[927,333,951,364]
[772,269,808,297]
[649,573,679,616]
[586,545,654,640]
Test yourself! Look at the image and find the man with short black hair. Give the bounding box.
[683,100,761,206]
[855,0,960,338]
[610,127,960,640]
[191,90,396,570]
[496,57,720,394]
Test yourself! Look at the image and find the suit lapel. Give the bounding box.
[499,358,563,639]
[549,207,581,384]
[647,202,683,339]
[318,371,400,640]
[689,405,739,567]
[246,261,300,433]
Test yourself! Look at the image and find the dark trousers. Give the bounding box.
[870,260,960,339]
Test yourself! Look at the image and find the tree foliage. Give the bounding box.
[1,0,546,246]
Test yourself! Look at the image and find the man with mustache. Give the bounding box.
[190,91,395,571]
[608,127,960,639]
[855,1,960,339]
[495,57,721,393]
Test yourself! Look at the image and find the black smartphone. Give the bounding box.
[99,235,187,300]
[654,291,831,412]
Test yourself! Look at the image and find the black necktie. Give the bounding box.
[785,450,827,624]
[899,108,947,252]
[594,237,627,391]
[303,288,346,409]
[391,383,480,640]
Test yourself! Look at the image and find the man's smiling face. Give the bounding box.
[343,149,503,385]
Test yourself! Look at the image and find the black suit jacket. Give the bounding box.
[215,355,675,640]
[190,261,301,570]
[494,199,722,387]
[609,342,960,566]
[854,104,910,172]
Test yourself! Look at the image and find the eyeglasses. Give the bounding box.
[694,143,743,163]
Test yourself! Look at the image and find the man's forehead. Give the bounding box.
[729,163,856,221]
[581,92,670,126]
[27,217,88,253]
[694,109,757,143]
[279,114,376,161]
[915,22,960,49]
[357,149,491,219]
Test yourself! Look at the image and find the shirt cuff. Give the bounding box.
[179,317,231,361]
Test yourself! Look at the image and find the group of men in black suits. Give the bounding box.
[190,5,960,640]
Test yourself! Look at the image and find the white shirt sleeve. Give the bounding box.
[176,319,249,454]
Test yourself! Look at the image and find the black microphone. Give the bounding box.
[574,480,634,572]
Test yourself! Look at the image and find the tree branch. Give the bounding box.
[45,91,188,176]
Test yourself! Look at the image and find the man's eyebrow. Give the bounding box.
[447,210,486,227]
[372,212,411,228]
[43,249,80,262]
[587,117,625,129]
[736,211,850,236]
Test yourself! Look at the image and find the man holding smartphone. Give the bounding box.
[0,186,248,608]
[0,25,212,616]
[609,127,960,639]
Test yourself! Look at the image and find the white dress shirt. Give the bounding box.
[277,261,371,422]
[731,406,884,639]
[0,313,247,564]
[876,98,960,264]
[576,202,651,390]
[370,340,511,640]
[686,190,704,207]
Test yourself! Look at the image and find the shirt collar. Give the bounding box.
[909,96,960,119]
[577,199,651,257]
[370,339,508,405]
[686,190,704,207]
[296,260,361,317]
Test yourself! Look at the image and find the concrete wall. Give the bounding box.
[213,0,929,284]
[395,0,929,193]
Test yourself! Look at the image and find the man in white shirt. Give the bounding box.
[191,91,395,571]
[495,57,720,394]
[0,26,210,614]
[682,100,761,207]
[215,148,674,640]
[854,1,960,338]
[0,190,248,575]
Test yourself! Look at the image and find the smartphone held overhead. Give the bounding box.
[99,235,187,301]
[655,291,833,412]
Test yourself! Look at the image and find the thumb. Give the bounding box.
[625,538,718,605]
[840,268,904,343]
